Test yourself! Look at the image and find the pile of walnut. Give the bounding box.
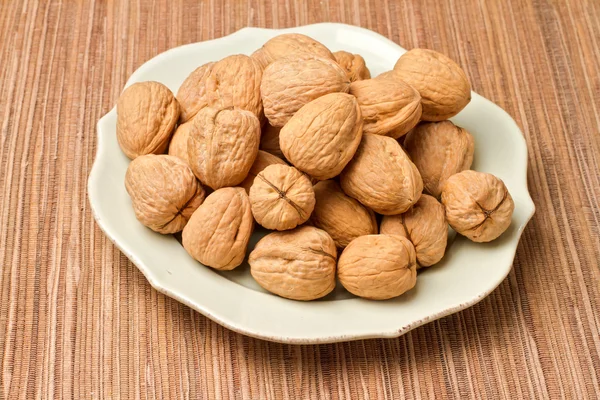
[117,33,515,301]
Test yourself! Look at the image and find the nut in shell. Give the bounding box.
[251,33,335,69]
[441,170,514,242]
[182,187,254,270]
[338,235,417,300]
[168,118,194,165]
[333,51,371,82]
[249,226,337,301]
[240,150,287,194]
[259,123,285,159]
[117,81,180,159]
[125,155,205,234]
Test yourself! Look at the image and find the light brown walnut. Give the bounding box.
[251,33,335,69]
[259,123,285,160]
[333,51,371,82]
[240,150,287,194]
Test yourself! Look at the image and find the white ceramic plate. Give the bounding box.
[88,23,535,344]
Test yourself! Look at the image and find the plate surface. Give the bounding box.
[88,23,535,344]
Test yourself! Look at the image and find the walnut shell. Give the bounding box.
[182,187,253,270]
[333,51,371,82]
[393,49,471,121]
[441,170,514,242]
[349,78,422,138]
[259,123,285,159]
[251,33,335,69]
[249,226,337,301]
[117,81,180,159]
[249,164,315,230]
[310,180,377,248]
[168,119,193,165]
[340,133,423,215]
[125,155,205,234]
[280,93,363,180]
[404,121,475,198]
[380,194,447,267]
[338,235,417,300]
[187,107,260,190]
[261,54,351,127]
[176,55,263,123]
[240,150,287,194]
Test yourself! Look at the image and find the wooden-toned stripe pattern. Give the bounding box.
[1,0,599,398]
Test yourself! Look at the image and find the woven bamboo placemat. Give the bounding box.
[1,0,599,398]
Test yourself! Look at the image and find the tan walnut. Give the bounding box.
[280,93,363,180]
[117,81,180,159]
[125,155,205,234]
[340,133,423,215]
[176,55,263,123]
[380,194,448,267]
[333,51,371,82]
[349,78,422,138]
[249,164,315,230]
[338,235,417,300]
[259,123,285,160]
[310,180,378,248]
[393,49,471,121]
[182,187,253,270]
[251,33,335,69]
[441,170,514,242]
[240,150,287,194]
[187,107,260,190]
[260,54,350,127]
[249,226,337,301]
[167,118,194,165]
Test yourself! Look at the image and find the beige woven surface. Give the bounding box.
[1,0,599,398]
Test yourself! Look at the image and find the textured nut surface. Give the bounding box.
[125,155,205,234]
[380,194,447,267]
[249,164,315,230]
[441,170,514,242]
[280,93,363,180]
[259,123,285,159]
[261,54,350,127]
[117,81,180,159]
[168,119,194,165]
[240,150,287,193]
[176,55,263,123]
[310,180,377,248]
[393,49,471,121]
[404,121,475,198]
[340,133,423,215]
[349,78,422,138]
[252,33,335,68]
[333,51,371,82]
[249,226,337,301]
[338,235,417,300]
[182,187,253,270]
[187,107,260,189]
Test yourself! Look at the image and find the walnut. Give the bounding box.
[249,226,337,300]
[240,150,287,194]
[279,93,363,180]
[404,121,475,198]
[340,133,423,215]
[441,170,514,242]
[259,123,285,160]
[167,119,193,165]
[310,180,377,248]
[187,107,260,190]
[337,235,417,300]
[251,33,335,69]
[117,81,180,159]
[182,187,253,270]
[249,164,315,230]
[333,50,371,82]
[380,194,447,267]
[125,155,205,234]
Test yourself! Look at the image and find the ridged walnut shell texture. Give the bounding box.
[261,54,351,127]
[182,187,253,270]
[168,119,194,165]
[340,133,423,215]
[280,93,363,180]
[338,235,417,300]
[441,170,514,242]
[333,51,371,82]
[117,81,180,159]
[125,155,205,234]
[349,78,422,138]
[176,55,263,123]
[249,164,315,230]
[393,49,471,121]
[240,150,287,194]
[380,194,448,267]
[251,33,335,69]
[310,180,377,248]
[187,107,260,190]
[259,124,285,160]
[404,121,475,198]
[249,226,337,301]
